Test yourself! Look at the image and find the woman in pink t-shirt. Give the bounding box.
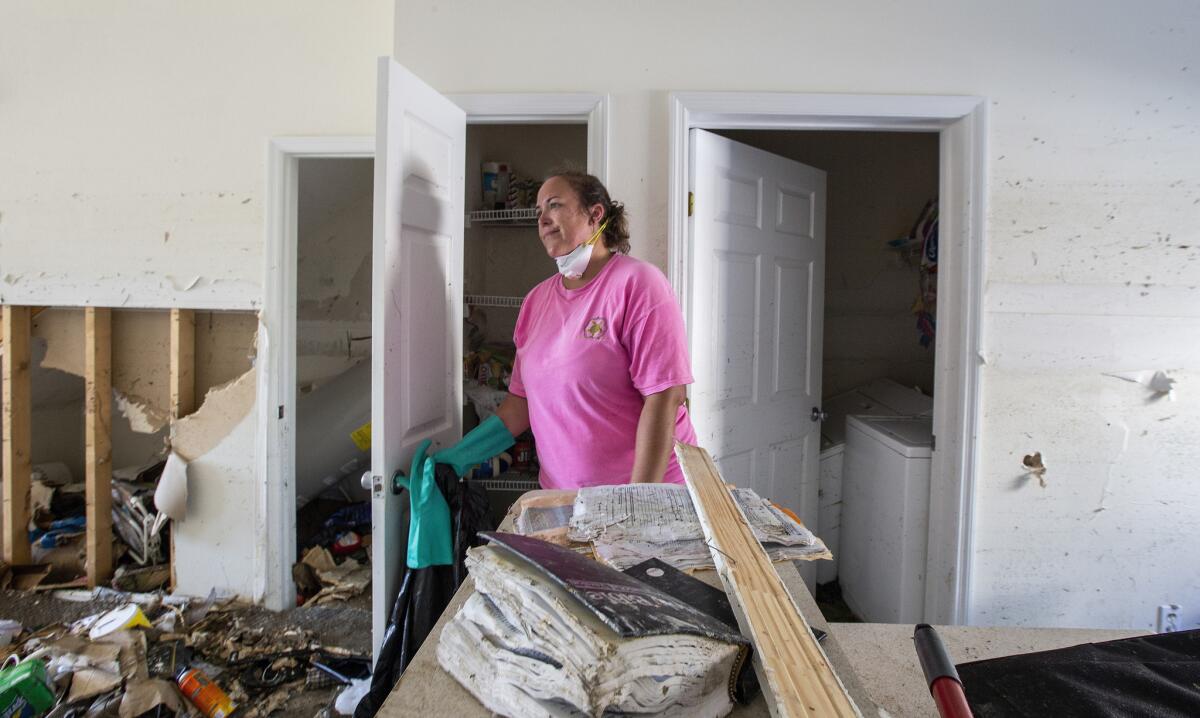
[441,171,697,489]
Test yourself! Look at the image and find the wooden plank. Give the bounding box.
[169,309,195,418]
[167,308,194,591]
[676,442,860,718]
[85,307,113,587]
[2,306,32,564]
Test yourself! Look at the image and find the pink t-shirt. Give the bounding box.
[508,254,697,489]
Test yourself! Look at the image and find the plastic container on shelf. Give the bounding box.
[482,161,511,210]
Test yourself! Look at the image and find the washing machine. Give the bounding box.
[817,378,931,584]
[838,414,933,624]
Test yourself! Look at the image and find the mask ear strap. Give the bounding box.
[586,217,611,246]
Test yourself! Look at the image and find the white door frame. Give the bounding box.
[667,92,987,625]
[259,94,609,611]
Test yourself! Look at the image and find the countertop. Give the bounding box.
[380,554,1144,717]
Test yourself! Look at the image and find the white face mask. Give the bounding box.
[554,218,609,280]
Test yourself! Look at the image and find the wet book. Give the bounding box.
[437,532,748,717]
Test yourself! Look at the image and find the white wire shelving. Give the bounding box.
[465,294,523,309]
[466,208,539,227]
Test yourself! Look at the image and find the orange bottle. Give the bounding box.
[177,667,237,718]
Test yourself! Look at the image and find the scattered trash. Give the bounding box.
[296,547,371,606]
[178,665,237,717]
[0,658,56,716]
[119,677,189,717]
[89,605,152,640]
[0,562,52,591]
[331,531,363,557]
[111,564,171,593]
[333,677,371,715]
[0,583,371,717]
[0,620,22,648]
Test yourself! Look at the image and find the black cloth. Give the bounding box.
[354,463,493,718]
[956,628,1200,717]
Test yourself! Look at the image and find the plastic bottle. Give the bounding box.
[177,667,237,718]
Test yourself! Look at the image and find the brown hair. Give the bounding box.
[544,169,631,254]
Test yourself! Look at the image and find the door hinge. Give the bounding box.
[277,405,284,420]
[931,434,936,451]
[687,192,694,217]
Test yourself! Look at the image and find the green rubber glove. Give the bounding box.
[394,438,453,569]
[431,414,516,477]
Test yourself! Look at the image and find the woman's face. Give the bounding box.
[536,176,602,259]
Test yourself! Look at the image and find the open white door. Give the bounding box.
[688,129,826,565]
[370,58,465,661]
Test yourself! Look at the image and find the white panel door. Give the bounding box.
[688,129,826,539]
[370,58,465,660]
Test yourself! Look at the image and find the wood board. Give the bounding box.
[676,441,859,718]
[2,306,32,564]
[85,307,113,586]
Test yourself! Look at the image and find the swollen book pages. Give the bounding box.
[437,534,746,717]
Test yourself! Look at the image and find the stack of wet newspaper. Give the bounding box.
[438,532,747,718]
[515,483,831,571]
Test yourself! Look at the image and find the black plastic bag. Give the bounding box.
[957,628,1200,717]
[354,463,493,717]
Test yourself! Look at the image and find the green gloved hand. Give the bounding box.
[431,414,516,477]
[394,439,453,569]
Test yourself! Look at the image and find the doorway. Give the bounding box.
[708,129,940,623]
[669,93,986,625]
[263,86,610,664]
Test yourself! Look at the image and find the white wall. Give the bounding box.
[394,0,1200,630]
[0,2,391,601]
[0,1,392,310]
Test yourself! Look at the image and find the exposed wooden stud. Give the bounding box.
[676,442,860,718]
[2,306,32,565]
[85,307,113,587]
[169,309,195,418]
[167,308,194,592]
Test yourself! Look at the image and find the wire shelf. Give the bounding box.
[466,208,539,227]
[476,475,540,492]
[465,294,523,308]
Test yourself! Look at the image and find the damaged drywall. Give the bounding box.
[114,392,172,434]
[170,398,260,600]
[169,366,257,463]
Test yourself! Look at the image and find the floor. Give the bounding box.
[0,587,372,716]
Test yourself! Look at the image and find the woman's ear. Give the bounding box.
[590,203,605,225]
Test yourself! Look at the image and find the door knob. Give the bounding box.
[811,407,827,423]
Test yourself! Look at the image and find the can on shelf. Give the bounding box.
[512,439,532,470]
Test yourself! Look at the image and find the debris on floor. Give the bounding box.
[0,586,372,717]
[293,501,373,607]
[21,458,174,596]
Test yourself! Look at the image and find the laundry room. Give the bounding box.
[713,129,941,622]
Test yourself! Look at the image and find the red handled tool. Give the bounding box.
[914,623,974,718]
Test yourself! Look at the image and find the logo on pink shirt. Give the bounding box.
[584,317,606,340]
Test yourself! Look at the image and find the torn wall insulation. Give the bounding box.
[169,366,257,463]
